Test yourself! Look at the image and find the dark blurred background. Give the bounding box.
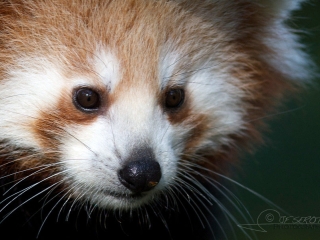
[230,1,320,239]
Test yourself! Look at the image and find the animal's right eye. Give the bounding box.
[165,88,185,109]
[73,88,101,112]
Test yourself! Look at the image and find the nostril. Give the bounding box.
[118,160,161,193]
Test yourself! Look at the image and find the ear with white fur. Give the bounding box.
[255,0,313,83]
[255,0,305,18]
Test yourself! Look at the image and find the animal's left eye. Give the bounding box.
[165,89,185,109]
[74,88,100,111]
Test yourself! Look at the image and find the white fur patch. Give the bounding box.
[92,48,121,91]
[188,70,244,138]
[258,0,312,83]
[263,23,311,82]
[159,50,182,89]
[0,57,65,149]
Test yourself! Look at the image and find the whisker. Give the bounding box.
[0,150,61,170]
[65,183,91,222]
[37,181,77,238]
[0,167,54,203]
[178,166,254,239]
[163,185,194,232]
[171,184,206,229]
[2,163,63,196]
[182,160,287,214]
[57,192,73,222]
[0,168,73,212]
[150,203,172,240]
[0,180,61,224]
[181,161,254,221]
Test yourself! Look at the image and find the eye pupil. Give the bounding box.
[165,89,184,109]
[74,88,100,111]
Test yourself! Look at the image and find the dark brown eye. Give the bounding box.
[74,88,100,111]
[165,89,185,109]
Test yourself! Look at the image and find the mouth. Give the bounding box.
[101,189,145,200]
[98,188,160,209]
[104,192,143,200]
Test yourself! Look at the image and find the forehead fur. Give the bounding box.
[0,0,310,81]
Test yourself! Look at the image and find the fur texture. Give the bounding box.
[0,0,312,239]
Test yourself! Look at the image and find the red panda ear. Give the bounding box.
[255,0,305,18]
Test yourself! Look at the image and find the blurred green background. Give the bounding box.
[231,1,320,240]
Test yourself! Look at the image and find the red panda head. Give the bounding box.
[0,0,311,213]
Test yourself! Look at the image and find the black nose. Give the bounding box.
[118,149,161,193]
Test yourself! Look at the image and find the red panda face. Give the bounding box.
[0,0,312,234]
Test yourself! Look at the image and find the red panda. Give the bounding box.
[0,0,313,239]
